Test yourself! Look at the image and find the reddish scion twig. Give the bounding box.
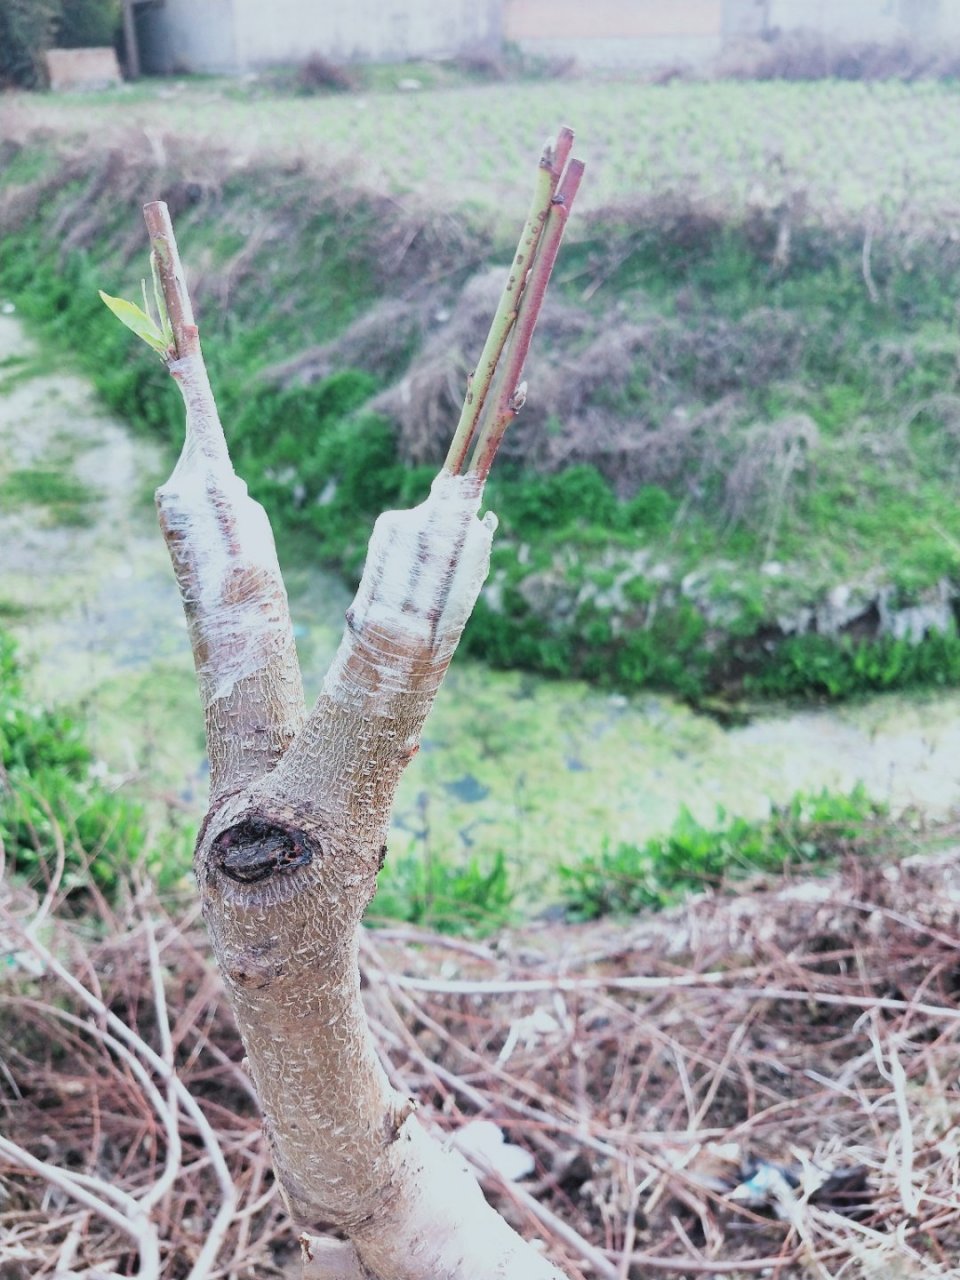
[469,155,585,481]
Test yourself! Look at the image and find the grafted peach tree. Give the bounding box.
[103,132,583,1279]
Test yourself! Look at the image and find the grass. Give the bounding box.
[0,465,97,524]
[0,629,154,897]
[4,80,960,704]
[557,784,892,919]
[368,848,515,934]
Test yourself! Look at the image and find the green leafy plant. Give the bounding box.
[0,630,156,897]
[99,257,174,357]
[368,847,514,935]
[0,0,60,86]
[558,784,886,920]
[55,0,120,48]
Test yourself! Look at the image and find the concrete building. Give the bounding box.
[133,0,960,77]
[503,0,727,71]
[505,0,960,70]
[764,0,960,44]
[136,0,501,75]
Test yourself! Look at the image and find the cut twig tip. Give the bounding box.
[557,157,586,198]
[541,127,575,179]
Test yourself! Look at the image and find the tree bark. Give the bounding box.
[142,133,584,1280]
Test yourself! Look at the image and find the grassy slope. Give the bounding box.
[4,77,960,703]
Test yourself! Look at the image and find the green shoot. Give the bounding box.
[443,157,555,474]
[99,290,168,355]
[99,251,174,358]
[150,249,175,349]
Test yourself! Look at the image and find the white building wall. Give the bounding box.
[138,0,239,75]
[507,0,960,71]
[766,0,960,46]
[505,0,724,69]
[766,0,902,41]
[140,0,500,74]
[233,0,500,67]
[910,0,960,42]
[138,0,960,77]
[514,34,723,70]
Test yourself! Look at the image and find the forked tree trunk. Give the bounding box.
[138,134,583,1280]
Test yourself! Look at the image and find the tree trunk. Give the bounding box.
[138,133,584,1279]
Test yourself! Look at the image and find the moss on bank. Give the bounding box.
[4,624,921,934]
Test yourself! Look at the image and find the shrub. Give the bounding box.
[717,34,960,83]
[0,0,60,87]
[295,53,357,94]
[558,785,885,919]
[56,0,120,47]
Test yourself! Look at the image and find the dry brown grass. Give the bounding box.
[293,55,357,95]
[0,135,482,301]
[3,828,960,1279]
[723,415,819,556]
[715,34,960,83]
[265,298,428,390]
[370,263,818,536]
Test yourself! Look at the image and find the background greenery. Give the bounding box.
[0,0,120,87]
[5,78,960,704]
[2,71,955,927]
[1,626,900,931]
[0,630,153,898]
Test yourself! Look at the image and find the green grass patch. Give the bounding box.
[0,142,57,189]
[747,630,960,701]
[558,785,888,919]
[0,630,158,898]
[368,847,514,935]
[0,599,31,620]
[0,466,97,525]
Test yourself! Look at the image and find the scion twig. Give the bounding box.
[444,127,583,479]
[469,155,585,481]
[143,200,196,360]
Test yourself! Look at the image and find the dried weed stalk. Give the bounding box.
[3,836,960,1278]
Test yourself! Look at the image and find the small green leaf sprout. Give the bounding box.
[99,250,175,358]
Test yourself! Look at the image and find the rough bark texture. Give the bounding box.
[174,473,567,1279]
[144,143,582,1277]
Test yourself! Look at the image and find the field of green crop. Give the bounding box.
[5,75,960,229]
